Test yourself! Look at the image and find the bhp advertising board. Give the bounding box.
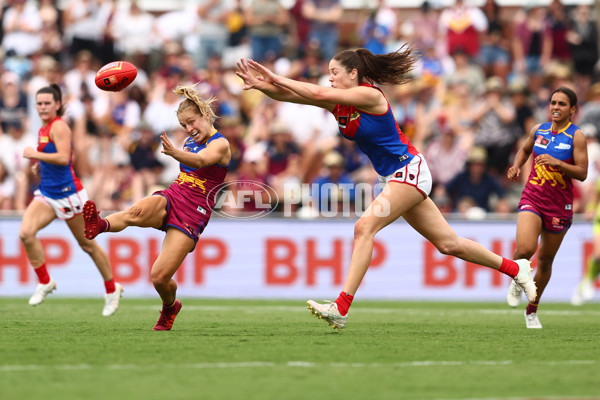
[0,219,594,301]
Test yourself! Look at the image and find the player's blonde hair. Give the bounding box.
[174,84,218,124]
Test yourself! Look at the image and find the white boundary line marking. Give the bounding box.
[1,359,596,372]
[125,304,600,316]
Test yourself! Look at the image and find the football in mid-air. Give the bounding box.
[95,61,137,92]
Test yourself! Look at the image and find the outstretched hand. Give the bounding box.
[246,59,278,84]
[160,131,176,157]
[235,58,277,91]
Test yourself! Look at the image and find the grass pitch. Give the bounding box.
[1,298,599,400]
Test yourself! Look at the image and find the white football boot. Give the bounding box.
[306,300,347,330]
[102,283,123,316]
[28,278,57,306]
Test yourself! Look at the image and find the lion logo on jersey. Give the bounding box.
[529,163,567,189]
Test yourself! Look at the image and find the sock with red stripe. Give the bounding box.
[34,264,50,284]
[499,258,519,278]
[104,279,116,294]
[334,291,354,316]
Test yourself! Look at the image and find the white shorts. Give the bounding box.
[378,154,432,198]
[34,189,89,220]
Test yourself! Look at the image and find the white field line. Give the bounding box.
[1,359,596,372]
[128,304,600,317]
[434,397,600,400]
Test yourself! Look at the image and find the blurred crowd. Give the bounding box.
[1,0,600,219]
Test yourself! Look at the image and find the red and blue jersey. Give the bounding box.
[521,122,577,215]
[330,83,419,176]
[37,117,83,199]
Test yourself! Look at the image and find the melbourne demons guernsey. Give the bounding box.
[168,132,229,220]
[37,116,83,199]
[520,122,577,213]
[331,83,419,176]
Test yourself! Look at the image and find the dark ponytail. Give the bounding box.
[333,44,419,86]
[37,84,65,116]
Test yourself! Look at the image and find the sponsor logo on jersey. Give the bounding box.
[338,116,348,129]
[565,204,572,210]
[552,217,567,228]
[534,135,550,149]
[556,142,571,150]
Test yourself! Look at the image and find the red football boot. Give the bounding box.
[153,300,182,331]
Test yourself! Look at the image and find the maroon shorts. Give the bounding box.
[517,200,572,233]
[153,189,209,248]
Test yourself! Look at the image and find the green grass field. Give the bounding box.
[1,298,599,400]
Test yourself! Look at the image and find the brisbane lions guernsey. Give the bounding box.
[331,83,419,176]
[520,122,578,214]
[37,116,83,199]
[167,132,229,221]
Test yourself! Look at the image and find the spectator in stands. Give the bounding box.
[578,83,600,129]
[39,0,63,61]
[302,0,342,61]
[0,119,30,210]
[63,0,103,58]
[96,0,119,65]
[1,0,43,57]
[444,47,486,96]
[373,0,398,53]
[425,114,470,190]
[511,5,551,80]
[310,150,355,214]
[444,79,477,141]
[0,71,27,133]
[195,0,229,69]
[438,0,488,59]
[359,9,390,56]
[62,50,101,103]
[111,0,155,69]
[245,0,288,62]
[216,116,246,179]
[546,0,571,64]
[404,0,440,55]
[472,76,518,176]
[265,119,302,203]
[509,79,535,138]
[128,122,162,200]
[86,125,132,210]
[289,0,311,57]
[0,158,14,209]
[566,4,598,100]
[97,87,141,146]
[445,146,507,213]
[143,67,185,134]
[478,0,510,80]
